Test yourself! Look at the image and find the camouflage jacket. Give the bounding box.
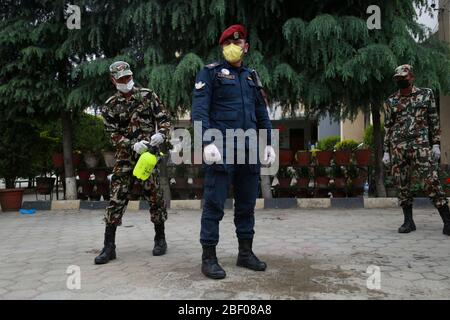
[101,87,171,160]
[384,86,440,153]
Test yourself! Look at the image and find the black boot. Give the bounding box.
[438,205,450,236]
[153,222,167,256]
[236,239,267,271]
[94,224,117,264]
[201,245,226,279]
[398,205,416,233]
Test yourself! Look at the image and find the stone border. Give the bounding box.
[18,197,417,211]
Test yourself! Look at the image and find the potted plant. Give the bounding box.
[73,113,110,169]
[279,149,294,166]
[331,165,347,189]
[354,143,372,167]
[334,140,358,166]
[277,166,295,188]
[296,166,311,188]
[295,150,311,166]
[314,166,331,188]
[315,136,339,166]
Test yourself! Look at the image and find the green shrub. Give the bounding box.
[335,139,359,151]
[363,124,385,150]
[73,113,110,154]
[316,136,340,151]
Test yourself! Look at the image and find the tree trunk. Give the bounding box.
[260,175,272,199]
[61,110,77,200]
[371,105,387,197]
[159,156,172,206]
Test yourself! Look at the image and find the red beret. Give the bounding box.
[219,24,247,45]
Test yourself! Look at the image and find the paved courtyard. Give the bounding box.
[0,207,449,300]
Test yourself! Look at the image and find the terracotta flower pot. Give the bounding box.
[352,177,366,189]
[279,150,293,165]
[295,151,311,166]
[78,170,90,181]
[278,178,291,188]
[94,169,107,182]
[52,153,64,168]
[355,149,372,166]
[334,177,347,189]
[315,177,330,188]
[72,153,82,168]
[316,151,333,166]
[334,150,351,166]
[0,188,25,212]
[297,177,310,188]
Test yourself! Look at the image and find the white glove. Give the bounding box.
[150,132,164,146]
[203,143,222,163]
[382,152,390,165]
[133,140,148,154]
[432,144,441,160]
[263,146,276,165]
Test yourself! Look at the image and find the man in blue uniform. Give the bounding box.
[192,24,276,279]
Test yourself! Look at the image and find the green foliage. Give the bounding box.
[335,139,359,151]
[364,124,385,150]
[0,120,39,188]
[72,113,110,155]
[295,166,311,179]
[316,136,340,151]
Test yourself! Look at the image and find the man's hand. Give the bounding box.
[203,143,222,163]
[150,132,164,146]
[133,140,148,155]
[382,152,390,165]
[263,146,276,165]
[432,144,441,160]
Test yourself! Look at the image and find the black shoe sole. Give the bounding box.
[236,261,267,271]
[152,248,167,256]
[94,254,116,265]
[201,270,226,279]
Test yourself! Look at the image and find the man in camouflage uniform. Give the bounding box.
[383,64,450,235]
[94,61,172,265]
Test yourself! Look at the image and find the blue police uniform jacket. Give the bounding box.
[191,61,272,167]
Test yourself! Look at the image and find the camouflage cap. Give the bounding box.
[109,61,133,80]
[393,64,413,78]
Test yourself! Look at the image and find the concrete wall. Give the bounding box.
[439,0,450,165]
[318,113,340,140]
[340,111,366,143]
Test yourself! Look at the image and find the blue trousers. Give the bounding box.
[200,163,260,246]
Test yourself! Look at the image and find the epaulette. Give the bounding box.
[104,95,117,105]
[205,62,220,69]
[139,87,152,96]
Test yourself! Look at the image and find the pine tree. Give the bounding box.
[1,0,449,197]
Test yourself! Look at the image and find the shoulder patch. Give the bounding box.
[139,87,152,97]
[206,62,220,69]
[104,95,117,105]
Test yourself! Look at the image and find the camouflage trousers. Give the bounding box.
[391,140,448,208]
[104,160,167,226]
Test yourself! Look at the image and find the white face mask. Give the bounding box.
[116,79,134,93]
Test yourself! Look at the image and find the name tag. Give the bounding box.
[217,73,236,80]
